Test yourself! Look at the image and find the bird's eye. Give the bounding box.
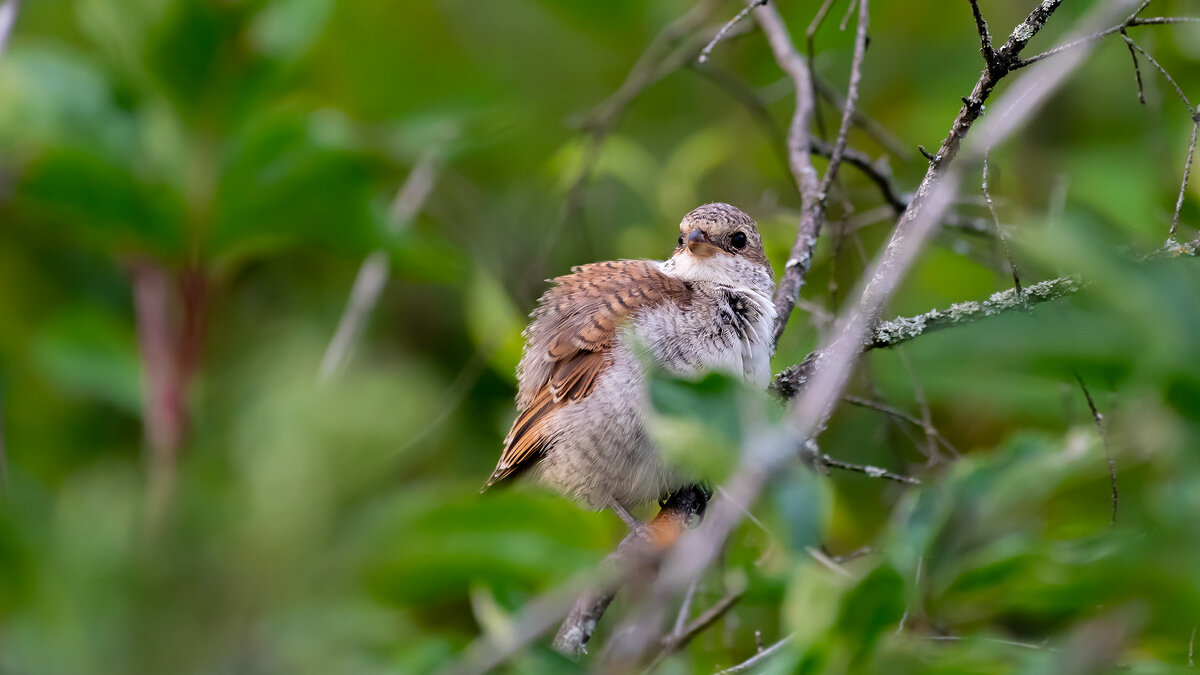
[677,234,684,247]
[730,232,747,249]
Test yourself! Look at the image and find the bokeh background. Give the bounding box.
[1,0,1200,673]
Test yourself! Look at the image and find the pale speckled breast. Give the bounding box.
[634,281,776,387]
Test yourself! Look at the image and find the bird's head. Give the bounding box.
[667,203,773,286]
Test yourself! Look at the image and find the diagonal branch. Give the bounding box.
[968,0,998,70]
[770,0,871,345]
[714,634,794,674]
[757,0,823,345]
[1075,374,1119,525]
[0,0,18,57]
[699,0,768,64]
[816,0,871,200]
[658,588,745,655]
[319,152,440,383]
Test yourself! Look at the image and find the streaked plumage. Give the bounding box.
[484,203,776,510]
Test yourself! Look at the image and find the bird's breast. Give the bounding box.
[632,283,776,386]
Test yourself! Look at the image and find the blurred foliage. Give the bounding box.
[1,0,1199,673]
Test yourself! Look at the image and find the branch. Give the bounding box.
[132,261,185,522]
[870,273,1080,349]
[775,274,1085,405]
[811,140,906,212]
[575,0,725,133]
[757,0,823,345]
[714,635,794,674]
[819,452,920,484]
[0,394,7,495]
[816,0,870,199]
[806,0,841,139]
[813,76,911,159]
[1172,110,1200,241]
[659,588,744,655]
[982,150,1022,293]
[698,0,768,64]
[1075,374,1118,525]
[543,0,735,262]
[968,0,997,70]
[0,0,18,57]
[770,0,871,345]
[0,0,16,494]
[552,485,710,656]
[843,394,959,456]
[319,153,440,383]
[1015,8,1195,68]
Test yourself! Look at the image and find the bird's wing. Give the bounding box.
[483,260,691,489]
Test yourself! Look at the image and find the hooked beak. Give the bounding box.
[685,228,720,258]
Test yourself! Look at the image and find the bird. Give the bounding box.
[482,203,776,524]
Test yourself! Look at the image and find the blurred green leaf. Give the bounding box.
[33,308,141,414]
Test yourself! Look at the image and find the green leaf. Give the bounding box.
[17,147,186,257]
[33,308,142,414]
[835,563,906,664]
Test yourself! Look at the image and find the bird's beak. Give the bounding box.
[685,228,720,258]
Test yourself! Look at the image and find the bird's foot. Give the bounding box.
[608,499,653,540]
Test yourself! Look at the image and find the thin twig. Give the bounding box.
[0,1,13,489]
[983,149,1022,294]
[896,554,923,633]
[691,63,798,191]
[845,395,959,457]
[806,0,842,139]
[771,0,869,345]
[807,546,855,577]
[672,579,700,638]
[901,348,959,460]
[319,153,440,383]
[839,0,858,31]
[578,0,725,132]
[132,261,184,523]
[552,486,710,657]
[968,0,997,68]
[1076,374,1119,525]
[1123,39,1193,111]
[660,589,745,654]
[812,141,906,210]
[817,0,871,199]
[1189,625,1195,667]
[714,486,778,566]
[0,395,8,494]
[1171,110,1200,240]
[928,635,1059,651]
[1014,2,1191,69]
[820,453,920,484]
[543,0,729,265]
[0,0,18,57]
[698,0,768,64]
[756,0,823,346]
[831,545,873,563]
[714,635,794,674]
[813,76,911,159]
[1119,29,1147,104]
